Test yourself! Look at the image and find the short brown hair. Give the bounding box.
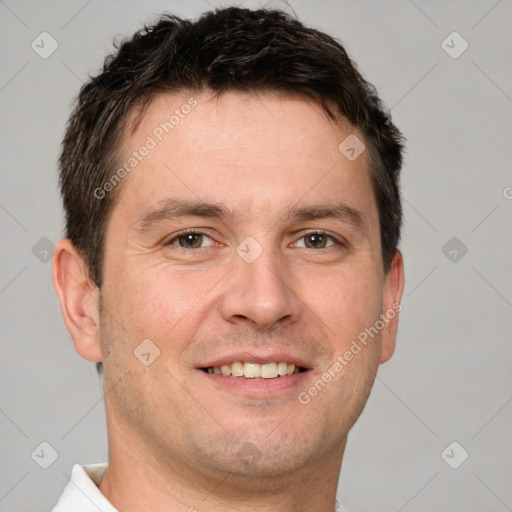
[59,6,405,289]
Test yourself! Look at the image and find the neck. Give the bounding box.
[99,408,345,512]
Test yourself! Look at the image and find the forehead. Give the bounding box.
[115,89,378,231]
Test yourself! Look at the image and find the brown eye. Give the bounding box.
[168,232,214,249]
[304,233,328,249]
[294,231,340,249]
[177,233,203,248]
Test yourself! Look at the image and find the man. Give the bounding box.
[51,6,405,512]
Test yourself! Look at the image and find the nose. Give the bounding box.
[220,245,302,331]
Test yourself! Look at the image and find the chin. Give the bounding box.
[190,430,322,483]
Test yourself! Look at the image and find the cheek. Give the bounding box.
[106,264,225,341]
[303,267,383,346]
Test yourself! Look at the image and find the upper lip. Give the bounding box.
[198,351,311,369]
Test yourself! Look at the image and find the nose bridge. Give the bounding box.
[244,245,286,299]
[221,236,301,329]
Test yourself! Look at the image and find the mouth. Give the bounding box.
[196,352,312,398]
[200,361,309,379]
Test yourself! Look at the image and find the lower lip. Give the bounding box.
[197,370,310,398]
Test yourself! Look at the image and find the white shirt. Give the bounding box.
[51,463,353,512]
[51,463,117,512]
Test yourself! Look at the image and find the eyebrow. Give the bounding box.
[134,199,235,230]
[133,197,368,234]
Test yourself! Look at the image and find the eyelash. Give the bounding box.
[165,229,345,250]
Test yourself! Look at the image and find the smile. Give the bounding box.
[202,361,307,379]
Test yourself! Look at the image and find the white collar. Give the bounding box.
[51,463,352,512]
[51,463,117,512]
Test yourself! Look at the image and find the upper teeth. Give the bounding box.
[206,362,300,379]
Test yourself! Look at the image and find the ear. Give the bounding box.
[52,239,102,362]
[379,249,405,364]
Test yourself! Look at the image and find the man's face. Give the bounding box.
[97,90,402,481]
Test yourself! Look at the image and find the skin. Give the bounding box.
[53,89,404,512]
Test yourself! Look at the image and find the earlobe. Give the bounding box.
[52,239,103,362]
[379,250,405,364]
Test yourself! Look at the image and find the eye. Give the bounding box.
[165,230,343,251]
[167,231,215,249]
[293,231,341,249]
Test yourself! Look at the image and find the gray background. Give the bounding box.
[1,0,511,510]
